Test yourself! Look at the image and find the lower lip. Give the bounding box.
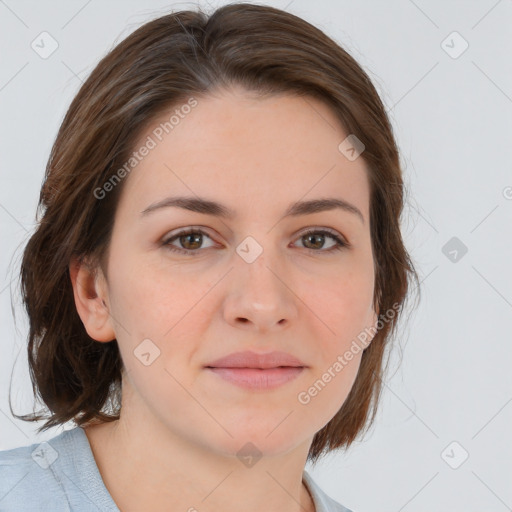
[206,367,304,390]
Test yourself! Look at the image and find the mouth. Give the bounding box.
[205,366,305,390]
[204,350,308,390]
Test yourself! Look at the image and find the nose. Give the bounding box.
[222,247,298,334]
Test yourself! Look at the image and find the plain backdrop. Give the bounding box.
[1,1,511,511]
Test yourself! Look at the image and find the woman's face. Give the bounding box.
[94,87,377,457]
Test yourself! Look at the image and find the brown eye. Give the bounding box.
[162,227,348,256]
[303,232,327,250]
[295,229,348,253]
[178,232,203,250]
[163,228,215,255]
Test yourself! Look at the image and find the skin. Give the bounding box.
[70,85,378,512]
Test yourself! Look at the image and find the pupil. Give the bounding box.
[182,233,201,249]
[305,233,324,249]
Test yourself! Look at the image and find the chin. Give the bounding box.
[218,421,305,457]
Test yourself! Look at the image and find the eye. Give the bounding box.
[162,227,349,255]
[162,228,216,255]
[293,228,348,253]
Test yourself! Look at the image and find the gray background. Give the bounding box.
[1,1,511,510]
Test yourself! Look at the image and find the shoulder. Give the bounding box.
[0,426,118,511]
[303,470,356,512]
[0,428,72,511]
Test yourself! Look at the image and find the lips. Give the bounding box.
[205,350,307,369]
[204,350,307,390]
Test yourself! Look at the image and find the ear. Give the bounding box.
[69,256,116,342]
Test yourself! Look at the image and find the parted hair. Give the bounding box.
[10,2,419,463]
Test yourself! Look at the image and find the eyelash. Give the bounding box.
[161,227,348,256]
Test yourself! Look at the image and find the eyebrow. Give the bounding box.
[140,196,365,224]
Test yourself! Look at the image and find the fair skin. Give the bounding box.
[70,86,378,512]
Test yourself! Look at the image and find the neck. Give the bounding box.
[84,415,316,512]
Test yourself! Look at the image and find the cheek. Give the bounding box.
[306,268,374,343]
[107,253,213,340]
[296,347,363,432]
[301,267,373,409]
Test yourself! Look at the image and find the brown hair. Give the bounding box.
[10,2,419,463]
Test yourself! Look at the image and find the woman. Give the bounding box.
[1,3,419,511]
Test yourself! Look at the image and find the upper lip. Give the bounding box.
[205,350,307,369]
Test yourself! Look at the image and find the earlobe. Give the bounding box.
[69,256,116,342]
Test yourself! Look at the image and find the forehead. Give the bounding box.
[117,88,370,222]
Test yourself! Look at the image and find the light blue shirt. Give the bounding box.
[0,426,354,511]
